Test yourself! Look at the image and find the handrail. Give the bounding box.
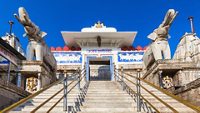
[30,79,76,113]
[121,71,200,112]
[0,78,64,113]
[47,69,86,112]
[118,69,200,112]
[114,70,178,113]
[114,72,160,113]
[142,79,200,112]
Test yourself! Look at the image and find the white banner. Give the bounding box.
[118,51,144,64]
[53,52,82,65]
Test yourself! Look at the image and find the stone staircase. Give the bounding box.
[8,80,198,113]
[124,76,197,113]
[10,80,86,113]
[78,81,139,113]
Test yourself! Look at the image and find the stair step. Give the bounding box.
[78,108,137,112]
[11,81,196,113]
[82,103,136,108]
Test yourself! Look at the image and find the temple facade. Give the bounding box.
[51,22,145,81]
[1,21,200,111]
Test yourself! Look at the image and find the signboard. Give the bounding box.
[53,52,82,65]
[87,49,112,53]
[0,46,18,65]
[118,51,144,63]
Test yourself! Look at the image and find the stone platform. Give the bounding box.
[143,60,200,106]
[20,61,57,93]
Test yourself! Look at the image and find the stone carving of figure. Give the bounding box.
[26,77,38,93]
[143,9,178,68]
[14,7,47,61]
[162,76,173,89]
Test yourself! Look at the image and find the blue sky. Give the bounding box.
[0,0,200,55]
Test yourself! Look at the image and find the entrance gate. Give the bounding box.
[86,56,114,81]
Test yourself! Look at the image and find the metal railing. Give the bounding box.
[0,77,64,113]
[114,68,160,113]
[0,67,88,113]
[31,67,87,113]
[52,68,87,112]
[114,66,200,113]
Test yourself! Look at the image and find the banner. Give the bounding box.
[118,51,144,63]
[53,52,82,65]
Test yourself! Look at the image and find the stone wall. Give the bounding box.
[174,69,200,87]
[0,79,30,110]
[0,88,22,110]
[172,78,200,106]
[142,59,200,106]
[90,65,110,80]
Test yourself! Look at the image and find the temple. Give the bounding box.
[1,18,200,112]
[51,22,145,81]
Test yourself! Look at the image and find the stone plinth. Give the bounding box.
[20,61,56,93]
[143,60,200,106]
[142,60,197,87]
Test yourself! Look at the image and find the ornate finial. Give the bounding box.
[95,21,104,28]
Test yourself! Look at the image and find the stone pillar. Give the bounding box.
[56,72,60,79]
[7,62,11,84]
[158,70,163,88]
[37,72,42,90]
[17,72,22,88]
[21,76,25,90]
[64,71,67,78]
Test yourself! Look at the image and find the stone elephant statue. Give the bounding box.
[143,9,178,68]
[14,7,56,68]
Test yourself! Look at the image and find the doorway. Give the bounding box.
[89,59,110,81]
[86,56,114,81]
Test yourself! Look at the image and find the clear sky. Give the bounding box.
[0,0,200,55]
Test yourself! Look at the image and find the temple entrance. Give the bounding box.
[89,59,111,81]
[86,56,114,81]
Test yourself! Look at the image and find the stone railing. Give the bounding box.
[0,79,30,97]
[174,78,200,94]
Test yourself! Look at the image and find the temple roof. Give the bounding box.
[61,22,137,48]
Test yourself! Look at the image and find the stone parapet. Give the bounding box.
[169,78,200,106]
[0,79,30,110]
[118,64,143,70]
[143,59,200,106]
[20,60,57,93]
[142,60,198,87]
[57,65,82,71]
[0,79,30,97]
